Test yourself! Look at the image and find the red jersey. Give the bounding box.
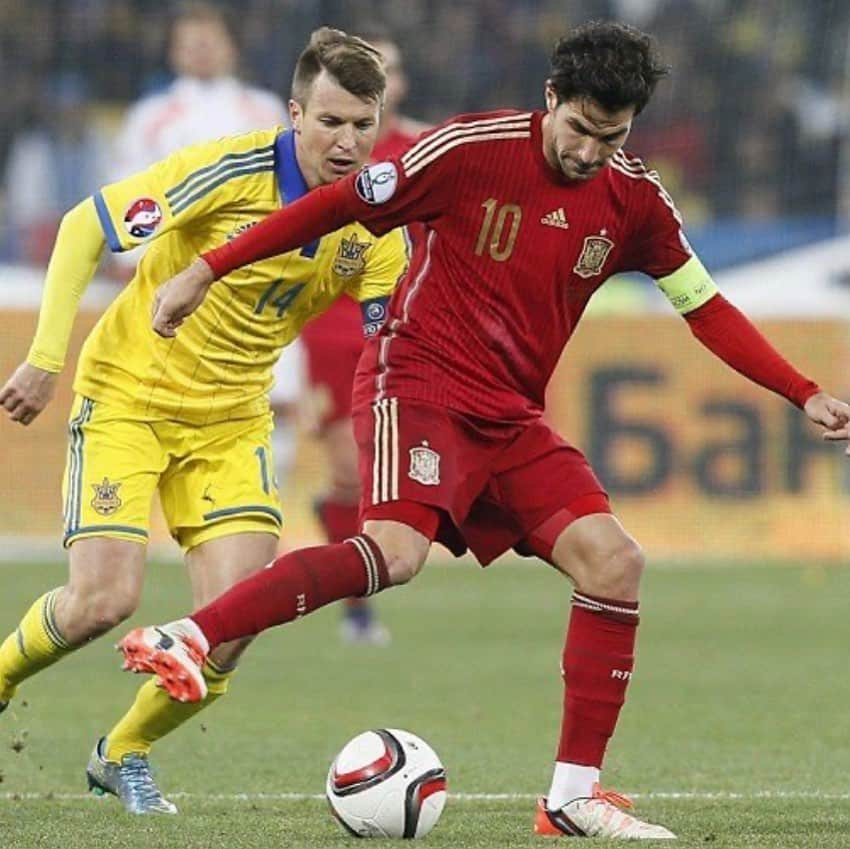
[205,110,820,422]
[349,110,691,424]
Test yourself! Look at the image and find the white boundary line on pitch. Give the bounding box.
[3,791,850,802]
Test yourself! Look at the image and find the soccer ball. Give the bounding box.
[326,728,447,838]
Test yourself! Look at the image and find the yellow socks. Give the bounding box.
[105,659,235,761]
[0,589,74,701]
[1,592,238,761]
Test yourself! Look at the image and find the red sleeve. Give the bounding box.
[203,178,359,278]
[345,151,454,236]
[204,146,455,279]
[685,293,821,409]
[620,170,691,278]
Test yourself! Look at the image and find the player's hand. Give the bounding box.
[151,258,215,338]
[0,362,58,425]
[804,391,850,455]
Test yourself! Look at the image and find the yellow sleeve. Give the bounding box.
[655,255,719,314]
[347,225,410,302]
[26,198,105,373]
[93,133,277,253]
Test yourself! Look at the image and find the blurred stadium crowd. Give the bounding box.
[0,0,847,264]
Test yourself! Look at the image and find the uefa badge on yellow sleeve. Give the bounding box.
[124,198,163,240]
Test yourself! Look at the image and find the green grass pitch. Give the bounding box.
[1,558,849,847]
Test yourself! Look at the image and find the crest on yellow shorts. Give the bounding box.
[91,478,122,516]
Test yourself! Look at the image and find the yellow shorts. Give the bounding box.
[62,395,282,551]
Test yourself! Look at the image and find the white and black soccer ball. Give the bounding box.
[326,728,447,838]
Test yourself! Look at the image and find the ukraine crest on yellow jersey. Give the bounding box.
[79,128,408,424]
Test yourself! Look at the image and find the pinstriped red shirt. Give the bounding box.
[204,110,820,418]
[348,110,692,424]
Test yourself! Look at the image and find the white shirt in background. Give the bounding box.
[113,75,286,177]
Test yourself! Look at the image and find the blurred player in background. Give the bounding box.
[2,73,110,265]
[365,28,430,160]
[277,28,427,645]
[0,28,406,814]
[125,20,850,839]
[113,2,285,175]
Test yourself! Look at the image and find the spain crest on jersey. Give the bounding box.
[91,478,122,516]
[333,235,371,277]
[573,234,614,279]
[124,198,162,239]
[408,441,440,486]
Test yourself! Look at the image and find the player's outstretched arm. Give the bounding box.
[152,180,356,338]
[684,293,820,407]
[684,294,850,454]
[152,164,418,337]
[1,197,105,426]
[150,177,363,337]
[202,179,359,279]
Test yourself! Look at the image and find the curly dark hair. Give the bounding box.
[549,21,669,116]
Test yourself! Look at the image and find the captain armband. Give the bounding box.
[360,296,390,338]
[655,256,718,314]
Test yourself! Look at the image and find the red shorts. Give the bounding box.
[352,398,610,565]
[300,296,364,429]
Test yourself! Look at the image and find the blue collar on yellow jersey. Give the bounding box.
[275,130,319,258]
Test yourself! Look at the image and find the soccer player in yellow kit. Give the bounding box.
[0,28,407,814]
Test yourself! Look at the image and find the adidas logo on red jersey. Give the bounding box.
[540,208,569,229]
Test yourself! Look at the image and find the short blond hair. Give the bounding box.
[291,27,385,106]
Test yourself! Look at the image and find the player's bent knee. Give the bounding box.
[615,538,645,582]
[584,538,645,599]
[385,551,426,586]
[362,512,434,587]
[92,594,138,632]
[68,589,139,636]
[64,538,145,638]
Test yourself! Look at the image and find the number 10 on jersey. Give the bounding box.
[474,198,522,262]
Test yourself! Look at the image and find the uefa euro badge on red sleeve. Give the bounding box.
[355,162,398,205]
[408,441,441,486]
[573,231,614,279]
[124,198,163,240]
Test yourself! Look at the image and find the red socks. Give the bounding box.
[191,535,389,648]
[315,498,359,544]
[557,591,639,766]
[315,499,368,614]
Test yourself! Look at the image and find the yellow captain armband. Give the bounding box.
[655,256,718,314]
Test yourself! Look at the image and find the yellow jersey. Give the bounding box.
[80,127,408,424]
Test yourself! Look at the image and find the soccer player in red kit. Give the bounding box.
[296,28,428,645]
[121,22,850,839]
